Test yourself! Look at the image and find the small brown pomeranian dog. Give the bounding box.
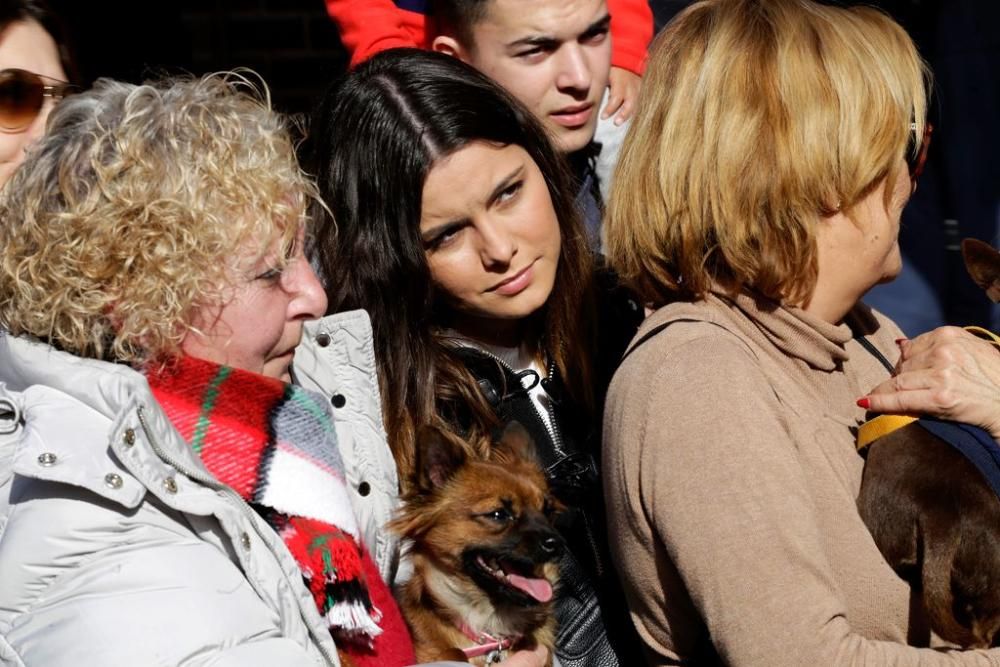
[391,422,562,666]
[857,238,1000,648]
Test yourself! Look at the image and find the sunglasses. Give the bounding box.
[0,68,75,132]
[906,121,933,183]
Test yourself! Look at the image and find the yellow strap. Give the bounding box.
[857,326,998,451]
[857,414,918,451]
[964,325,1000,349]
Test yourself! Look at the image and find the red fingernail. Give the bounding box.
[895,338,907,345]
[856,397,870,409]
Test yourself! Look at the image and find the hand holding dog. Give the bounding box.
[860,326,1000,442]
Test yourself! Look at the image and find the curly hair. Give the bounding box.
[0,72,321,365]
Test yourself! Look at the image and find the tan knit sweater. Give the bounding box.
[603,292,1000,666]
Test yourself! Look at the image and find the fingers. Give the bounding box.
[859,387,938,416]
[897,327,992,365]
[601,90,624,120]
[604,67,642,125]
[868,367,950,396]
[862,366,956,417]
[859,326,1000,438]
[613,94,636,124]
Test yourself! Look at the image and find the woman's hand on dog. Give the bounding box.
[860,326,1000,442]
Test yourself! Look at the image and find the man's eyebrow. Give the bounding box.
[581,14,611,38]
[506,34,560,50]
[505,13,612,50]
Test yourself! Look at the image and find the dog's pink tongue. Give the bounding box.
[507,574,553,602]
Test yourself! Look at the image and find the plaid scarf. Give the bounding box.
[148,356,382,644]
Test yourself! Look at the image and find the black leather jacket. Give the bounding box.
[444,272,645,667]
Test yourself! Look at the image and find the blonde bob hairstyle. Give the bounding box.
[606,0,929,307]
[0,72,320,365]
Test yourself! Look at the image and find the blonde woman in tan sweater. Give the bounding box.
[602,0,1000,665]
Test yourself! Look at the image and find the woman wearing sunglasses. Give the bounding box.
[601,0,1000,665]
[0,0,74,187]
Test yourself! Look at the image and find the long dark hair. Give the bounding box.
[0,0,77,83]
[309,48,596,476]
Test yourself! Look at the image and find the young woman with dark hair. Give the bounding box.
[303,47,643,667]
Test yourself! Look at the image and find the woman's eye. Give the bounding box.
[437,228,460,246]
[498,181,523,203]
[425,224,466,251]
[254,267,284,283]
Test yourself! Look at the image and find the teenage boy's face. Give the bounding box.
[448,0,612,154]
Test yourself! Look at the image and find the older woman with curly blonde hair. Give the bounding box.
[0,73,441,667]
[602,0,1000,665]
[0,70,549,667]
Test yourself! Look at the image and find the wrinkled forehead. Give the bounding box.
[474,0,609,46]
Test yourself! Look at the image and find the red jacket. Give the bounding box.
[325,0,652,75]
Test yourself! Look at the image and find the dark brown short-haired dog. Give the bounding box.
[857,238,1000,648]
[391,423,561,665]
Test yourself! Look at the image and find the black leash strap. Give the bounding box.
[619,321,674,364]
[854,334,895,373]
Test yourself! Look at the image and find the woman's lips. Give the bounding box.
[550,103,594,128]
[491,263,535,296]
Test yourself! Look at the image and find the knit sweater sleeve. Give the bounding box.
[325,0,425,68]
[608,0,653,75]
[604,328,1000,666]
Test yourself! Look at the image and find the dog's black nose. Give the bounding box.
[540,535,562,555]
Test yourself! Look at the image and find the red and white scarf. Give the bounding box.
[148,356,415,666]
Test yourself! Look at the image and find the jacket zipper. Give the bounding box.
[467,351,605,581]
[136,405,340,667]
[473,346,566,458]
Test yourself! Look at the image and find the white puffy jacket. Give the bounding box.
[0,309,401,666]
[0,331,342,666]
[293,310,402,586]
[0,310,473,667]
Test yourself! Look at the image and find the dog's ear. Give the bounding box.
[493,420,540,466]
[414,426,468,492]
[962,238,1000,303]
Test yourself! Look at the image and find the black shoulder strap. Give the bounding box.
[620,321,674,364]
[853,334,895,373]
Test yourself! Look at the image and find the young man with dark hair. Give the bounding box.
[430,0,626,246]
[326,0,653,248]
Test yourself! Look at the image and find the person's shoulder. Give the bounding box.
[611,297,762,408]
[622,295,751,358]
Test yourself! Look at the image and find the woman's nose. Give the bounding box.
[477,217,517,268]
[287,255,328,319]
